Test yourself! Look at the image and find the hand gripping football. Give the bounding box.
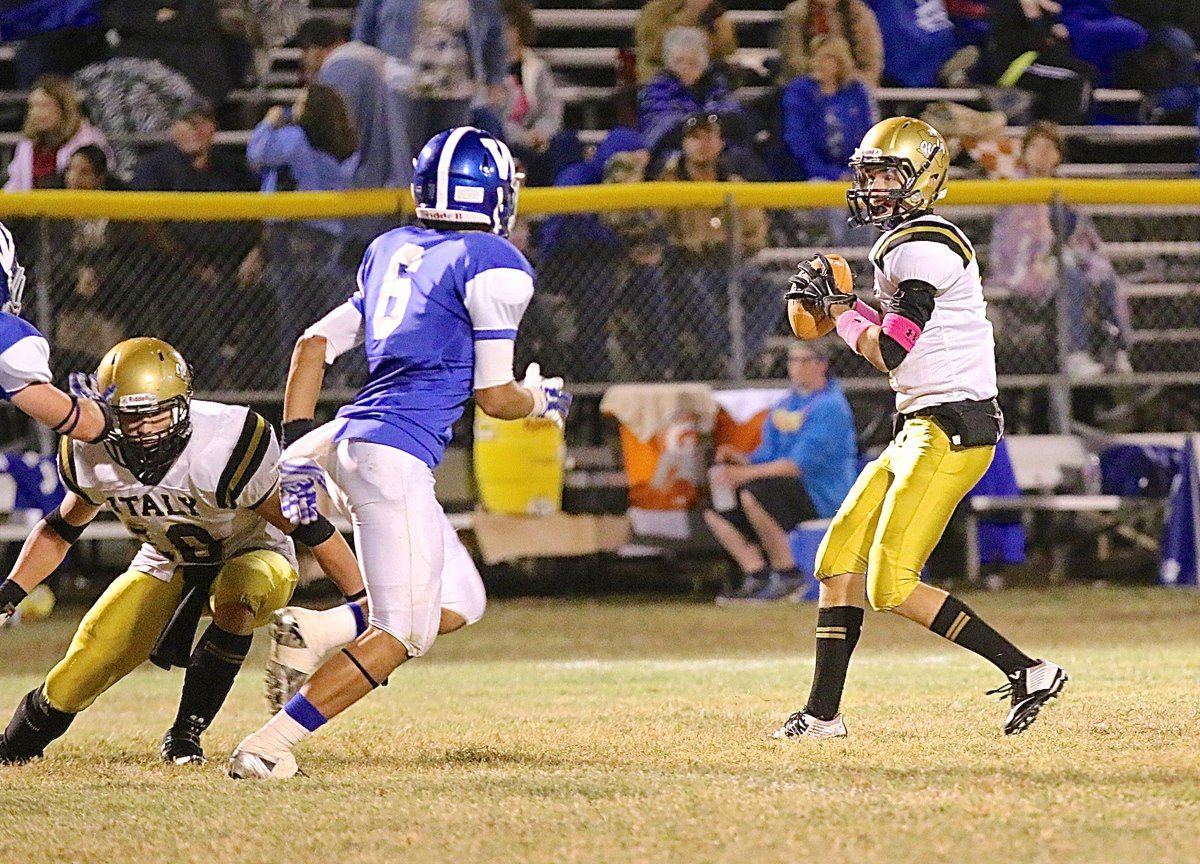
[785,253,856,340]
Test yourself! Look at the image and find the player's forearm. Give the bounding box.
[475,380,536,420]
[283,334,328,423]
[309,531,364,598]
[857,327,889,373]
[7,525,72,592]
[11,384,107,442]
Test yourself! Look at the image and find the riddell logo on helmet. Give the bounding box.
[118,393,158,410]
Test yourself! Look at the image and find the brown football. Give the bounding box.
[786,253,856,340]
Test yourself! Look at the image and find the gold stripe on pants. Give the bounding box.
[813,417,994,611]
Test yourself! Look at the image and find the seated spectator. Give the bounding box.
[3,75,113,192]
[866,0,957,86]
[104,0,233,107]
[498,0,570,187]
[248,84,359,370]
[946,0,992,50]
[658,113,772,379]
[131,96,262,388]
[779,36,879,181]
[1107,1,1199,122]
[3,1,106,89]
[638,26,749,167]
[987,0,1097,124]
[73,57,199,180]
[706,344,857,603]
[776,0,884,86]
[41,146,130,379]
[598,148,678,379]
[531,128,646,381]
[988,122,1133,377]
[635,0,737,85]
[1059,0,1148,87]
[353,0,507,161]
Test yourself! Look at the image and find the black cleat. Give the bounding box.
[988,659,1069,735]
[161,719,207,765]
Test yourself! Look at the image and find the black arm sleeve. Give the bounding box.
[44,507,87,544]
[879,279,936,372]
[290,513,338,547]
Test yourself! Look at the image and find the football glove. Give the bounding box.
[68,372,117,443]
[785,254,851,314]
[0,579,27,618]
[278,459,327,525]
[522,363,573,428]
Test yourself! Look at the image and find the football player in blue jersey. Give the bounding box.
[229,127,571,779]
[0,221,112,443]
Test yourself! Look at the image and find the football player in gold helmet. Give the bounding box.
[0,338,365,766]
[779,117,1067,739]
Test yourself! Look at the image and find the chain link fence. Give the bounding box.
[3,191,1199,407]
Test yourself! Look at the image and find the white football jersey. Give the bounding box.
[869,213,998,414]
[59,400,296,582]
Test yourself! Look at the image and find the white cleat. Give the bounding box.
[771,710,848,739]
[265,607,326,714]
[228,746,301,780]
[989,658,1069,735]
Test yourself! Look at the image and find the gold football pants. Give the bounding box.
[44,549,296,714]
[815,417,994,611]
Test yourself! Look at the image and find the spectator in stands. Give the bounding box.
[131,96,261,387]
[498,0,568,187]
[530,128,646,381]
[3,75,113,192]
[1059,0,1148,88]
[72,57,200,180]
[1106,1,1200,123]
[987,0,1096,124]
[635,0,737,85]
[638,26,749,169]
[776,0,884,86]
[248,84,359,370]
[779,36,878,181]
[658,112,771,379]
[598,148,678,379]
[4,1,107,89]
[293,18,412,194]
[988,122,1133,377]
[43,146,129,381]
[104,0,233,107]
[216,0,309,88]
[706,344,857,603]
[866,0,959,86]
[353,0,507,161]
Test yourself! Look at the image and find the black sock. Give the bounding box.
[0,686,76,762]
[929,595,1034,676]
[172,624,252,734]
[805,606,865,721]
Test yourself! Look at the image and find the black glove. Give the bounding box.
[281,418,317,448]
[785,254,848,313]
[0,579,28,617]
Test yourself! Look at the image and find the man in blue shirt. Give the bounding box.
[707,344,857,603]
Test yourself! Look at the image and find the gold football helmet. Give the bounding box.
[846,116,949,230]
[95,337,193,482]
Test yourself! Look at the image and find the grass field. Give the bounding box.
[2,586,1199,864]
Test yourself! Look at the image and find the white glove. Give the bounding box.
[521,362,573,428]
[278,459,327,525]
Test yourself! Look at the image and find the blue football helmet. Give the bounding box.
[0,221,25,316]
[411,127,521,237]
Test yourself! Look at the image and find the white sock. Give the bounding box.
[243,709,312,757]
[304,604,362,655]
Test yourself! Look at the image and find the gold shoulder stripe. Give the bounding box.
[874,223,974,269]
[217,411,269,509]
[57,437,99,506]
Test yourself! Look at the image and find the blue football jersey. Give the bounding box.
[334,226,535,467]
[0,311,51,401]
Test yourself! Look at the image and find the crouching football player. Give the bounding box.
[0,337,364,765]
